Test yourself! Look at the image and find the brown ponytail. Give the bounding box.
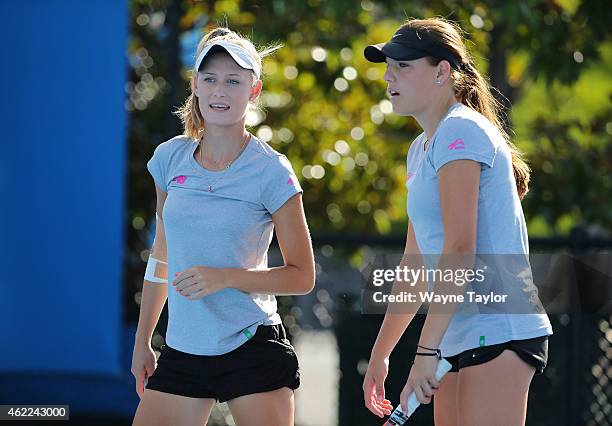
[405,18,531,200]
[454,60,530,199]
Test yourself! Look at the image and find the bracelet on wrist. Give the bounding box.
[417,344,438,351]
[415,351,441,358]
[416,344,442,359]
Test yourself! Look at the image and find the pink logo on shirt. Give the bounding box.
[287,178,294,185]
[406,172,415,182]
[173,175,187,184]
[448,139,465,150]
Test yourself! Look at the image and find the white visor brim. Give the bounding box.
[194,40,260,80]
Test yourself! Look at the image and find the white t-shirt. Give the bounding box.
[406,103,552,357]
[147,134,302,355]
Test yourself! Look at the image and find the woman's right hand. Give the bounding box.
[362,354,394,418]
[131,342,157,399]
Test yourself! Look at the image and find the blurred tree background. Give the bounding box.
[123,0,611,321]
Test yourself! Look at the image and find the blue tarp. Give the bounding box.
[0,0,128,382]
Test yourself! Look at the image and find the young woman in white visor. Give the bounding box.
[131,27,315,426]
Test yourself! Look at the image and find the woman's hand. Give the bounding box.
[400,355,440,411]
[172,266,226,300]
[131,342,157,399]
[362,355,394,418]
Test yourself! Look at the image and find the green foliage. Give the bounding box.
[513,41,612,235]
[127,0,611,239]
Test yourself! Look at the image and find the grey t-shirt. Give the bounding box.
[406,103,552,357]
[146,134,302,355]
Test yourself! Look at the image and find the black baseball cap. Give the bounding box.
[364,26,463,70]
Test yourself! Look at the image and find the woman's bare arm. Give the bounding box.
[417,159,479,349]
[135,184,170,346]
[370,221,427,359]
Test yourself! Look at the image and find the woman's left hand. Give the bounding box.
[400,355,441,411]
[172,266,226,300]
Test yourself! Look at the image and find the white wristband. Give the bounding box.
[144,255,168,283]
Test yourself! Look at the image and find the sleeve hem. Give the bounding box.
[146,163,167,192]
[434,152,495,173]
[267,189,303,214]
[146,153,168,191]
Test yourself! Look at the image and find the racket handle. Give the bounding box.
[382,358,452,425]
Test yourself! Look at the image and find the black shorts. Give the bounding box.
[445,335,549,375]
[145,324,300,402]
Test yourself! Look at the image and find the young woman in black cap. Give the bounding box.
[361,18,552,425]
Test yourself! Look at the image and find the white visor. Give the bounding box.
[194,40,261,80]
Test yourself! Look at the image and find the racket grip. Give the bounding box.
[382,358,452,425]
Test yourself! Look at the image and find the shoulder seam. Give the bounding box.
[154,135,190,151]
[249,136,286,159]
[434,116,492,145]
[443,114,493,136]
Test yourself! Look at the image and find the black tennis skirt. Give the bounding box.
[445,335,549,375]
[145,323,300,402]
